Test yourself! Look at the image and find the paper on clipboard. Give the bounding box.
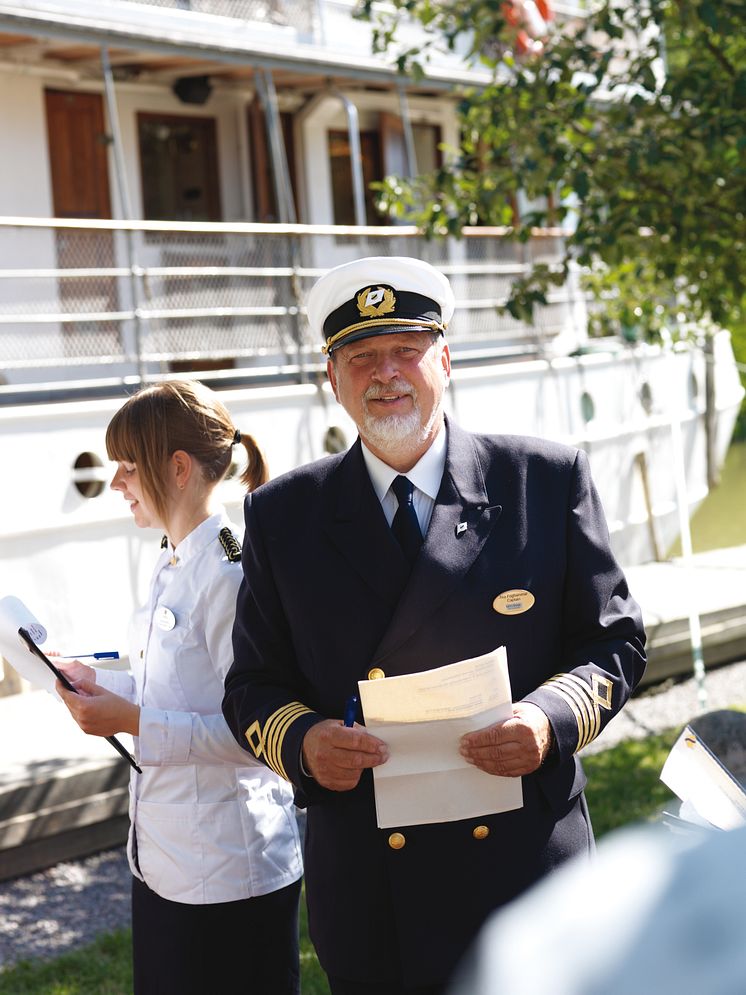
[359,646,523,828]
[0,596,59,695]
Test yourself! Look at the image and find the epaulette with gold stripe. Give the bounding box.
[218,527,242,562]
[245,702,314,780]
[542,672,614,752]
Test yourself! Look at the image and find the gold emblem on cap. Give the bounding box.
[356,286,396,318]
[493,589,535,616]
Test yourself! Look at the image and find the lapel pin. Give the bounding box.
[455,521,468,537]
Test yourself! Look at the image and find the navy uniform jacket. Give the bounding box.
[222,419,646,987]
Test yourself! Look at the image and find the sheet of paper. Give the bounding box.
[0,595,59,695]
[359,646,523,827]
[660,725,746,831]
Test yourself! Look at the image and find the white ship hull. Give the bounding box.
[1,330,742,659]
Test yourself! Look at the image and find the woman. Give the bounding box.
[57,380,303,995]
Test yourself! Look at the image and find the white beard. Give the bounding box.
[361,381,441,458]
[361,407,425,454]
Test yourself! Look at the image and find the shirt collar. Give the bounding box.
[166,509,228,566]
[361,423,447,502]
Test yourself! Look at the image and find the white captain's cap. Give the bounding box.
[307,256,456,355]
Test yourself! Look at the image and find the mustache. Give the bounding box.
[364,380,415,401]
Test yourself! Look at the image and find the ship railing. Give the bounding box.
[0,216,585,399]
[124,0,317,34]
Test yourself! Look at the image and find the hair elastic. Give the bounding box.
[232,428,242,446]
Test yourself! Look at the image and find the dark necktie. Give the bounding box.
[391,475,423,567]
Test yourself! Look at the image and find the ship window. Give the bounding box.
[247,101,298,222]
[328,129,383,226]
[640,381,654,414]
[580,391,595,424]
[72,452,107,499]
[138,113,222,222]
[324,425,348,454]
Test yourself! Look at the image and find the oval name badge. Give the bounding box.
[155,605,176,631]
[493,589,535,616]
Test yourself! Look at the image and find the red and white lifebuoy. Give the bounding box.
[502,0,553,55]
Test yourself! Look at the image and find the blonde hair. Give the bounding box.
[106,379,268,521]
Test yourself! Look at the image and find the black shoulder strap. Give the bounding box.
[218,527,242,563]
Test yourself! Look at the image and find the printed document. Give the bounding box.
[358,646,523,828]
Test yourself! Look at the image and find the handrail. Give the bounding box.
[0,216,583,397]
[0,217,570,238]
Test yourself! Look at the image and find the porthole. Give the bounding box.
[324,426,348,454]
[639,381,654,415]
[72,452,107,498]
[580,391,595,424]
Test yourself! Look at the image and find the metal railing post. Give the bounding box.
[100,45,147,386]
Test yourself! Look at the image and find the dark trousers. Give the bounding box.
[328,980,446,995]
[131,874,301,995]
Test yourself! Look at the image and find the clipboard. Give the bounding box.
[19,626,142,774]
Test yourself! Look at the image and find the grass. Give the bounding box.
[582,730,680,837]
[0,727,698,994]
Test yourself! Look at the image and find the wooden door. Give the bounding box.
[45,89,112,219]
[44,89,116,331]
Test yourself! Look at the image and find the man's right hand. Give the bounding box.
[302,719,389,791]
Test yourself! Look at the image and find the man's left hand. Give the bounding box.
[459,702,553,776]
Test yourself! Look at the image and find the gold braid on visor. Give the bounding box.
[322,318,447,355]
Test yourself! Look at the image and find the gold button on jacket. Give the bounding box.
[368,667,385,680]
[472,825,490,840]
[388,832,406,850]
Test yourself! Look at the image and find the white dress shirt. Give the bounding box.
[97,511,303,905]
[361,423,447,536]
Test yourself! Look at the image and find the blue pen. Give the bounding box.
[344,694,358,728]
[62,651,120,660]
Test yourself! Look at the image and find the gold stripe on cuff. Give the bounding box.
[263,702,314,780]
[543,672,612,752]
[245,702,313,780]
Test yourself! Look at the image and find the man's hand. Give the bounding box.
[56,679,140,738]
[302,719,389,791]
[459,702,553,777]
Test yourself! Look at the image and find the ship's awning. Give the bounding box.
[0,1,490,94]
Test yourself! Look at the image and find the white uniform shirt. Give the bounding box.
[97,511,303,904]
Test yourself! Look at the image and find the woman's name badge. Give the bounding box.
[155,605,176,631]
[493,589,535,616]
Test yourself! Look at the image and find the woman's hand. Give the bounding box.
[56,679,140,737]
[55,659,96,685]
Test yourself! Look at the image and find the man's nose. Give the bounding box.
[371,352,400,380]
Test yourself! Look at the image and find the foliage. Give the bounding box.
[356,0,746,338]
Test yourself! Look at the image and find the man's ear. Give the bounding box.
[441,341,452,382]
[327,358,341,402]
